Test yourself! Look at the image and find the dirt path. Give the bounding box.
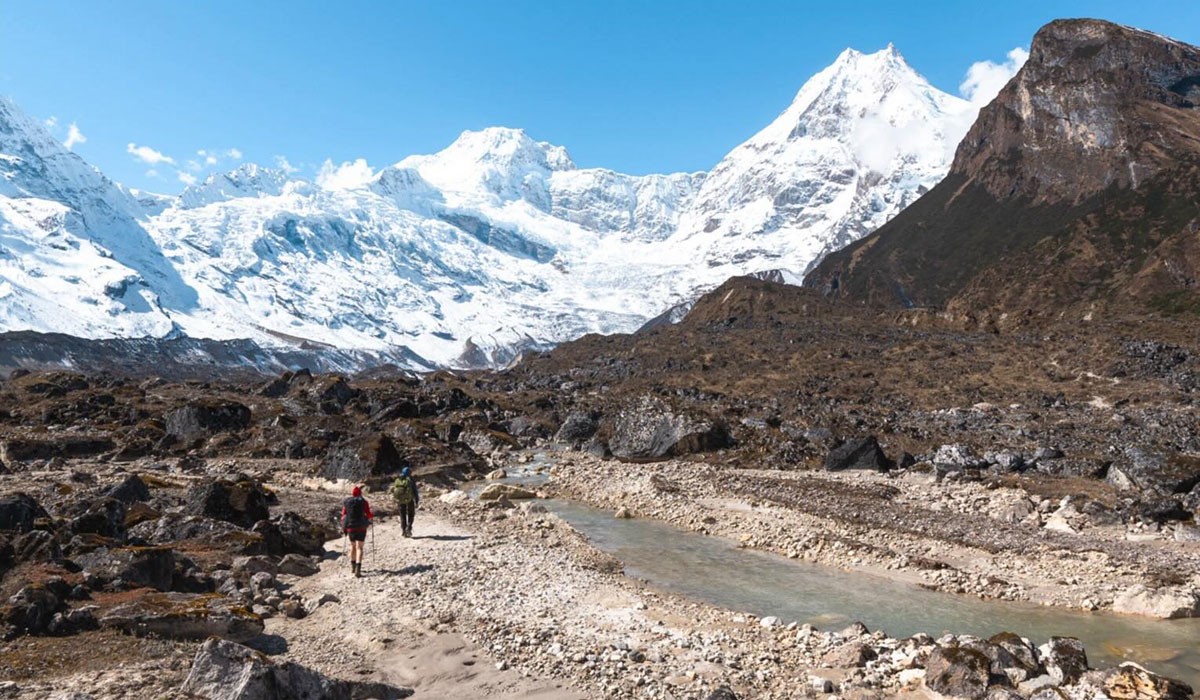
[269,510,587,699]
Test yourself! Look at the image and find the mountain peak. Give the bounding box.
[178,162,291,209]
[396,127,575,199]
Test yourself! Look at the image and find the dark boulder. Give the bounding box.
[11,529,60,563]
[321,433,405,482]
[825,436,893,472]
[555,412,598,443]
[66,497,128,539]
[608,396,732,461]
[1108,449,1200,495]
[105,474,151,503]
[1136,497,1191,523]
[271,511,333,556]
[185,478,271,528]
[0,436,114,463]
[1039,637,1088,685]
[181,638,412,699]
[164,401,251,440]
[130,513,266,554]
[0,493,49,533]
[925,645,991,700]
[75,546,176,591]
[2,583,66,637]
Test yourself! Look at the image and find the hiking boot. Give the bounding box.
[354,562,361,577]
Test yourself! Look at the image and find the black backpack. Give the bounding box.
[343,496,367,529]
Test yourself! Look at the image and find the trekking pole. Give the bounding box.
[370,523,376,567]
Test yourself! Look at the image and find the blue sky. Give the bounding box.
[3,1,1199,193]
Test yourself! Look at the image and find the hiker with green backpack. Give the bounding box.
[389,466,419,537]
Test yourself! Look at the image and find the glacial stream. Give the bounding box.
[474,461,1200,688]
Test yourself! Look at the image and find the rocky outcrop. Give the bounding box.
[185,477,272,529]
[164,401,251,440]
[824,436,893,472]
[0,493,48,533]
[478,484,536,501]
[1104,662,1193,700]
[608,396,732,461]
[924,645,991,700]
[181,638,411,700]
[555,412,598,443]
[808,20,1200,317]
[321,433,405,482]
[76,546,176,591]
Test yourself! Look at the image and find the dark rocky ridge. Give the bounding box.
[807,19,1200,319]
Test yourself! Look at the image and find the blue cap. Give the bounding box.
[401,466,411,476]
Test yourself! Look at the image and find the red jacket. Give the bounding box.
[341,497,374,533]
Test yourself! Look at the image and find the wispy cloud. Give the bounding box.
[63,123,87,150]
[44,116,58,129]
[227,148,243,160]
[127,142,176,166]
[145,169,161,179]
[177,171,197,186]
[274,155,299,175]
[960,47,1029,107]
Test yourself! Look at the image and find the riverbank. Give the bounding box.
[541,452,1200,618]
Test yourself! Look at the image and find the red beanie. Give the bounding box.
[352,485,362,497]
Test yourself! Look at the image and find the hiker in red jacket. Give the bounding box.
[341,485,374,577]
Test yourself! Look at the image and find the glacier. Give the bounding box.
[0,45,982,370]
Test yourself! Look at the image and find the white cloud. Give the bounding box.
[227,148,243,160]
[197,149,208,156]
[316,158,374,190]
[177,171,197,186]
[274,155,299,174]
[127,142,176,166]
[960,47,1029,107]
[205,155,218,165]
[63,123,87,150]
[186,159,203,172]
[44,116,58,129]
[145,169,161,179]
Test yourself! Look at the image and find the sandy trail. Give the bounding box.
[269,509,587,699]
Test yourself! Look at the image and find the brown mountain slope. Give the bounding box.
[806,19,1200,320]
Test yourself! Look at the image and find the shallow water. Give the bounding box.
[482,462,1200,688]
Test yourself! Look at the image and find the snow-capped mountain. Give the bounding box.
[0,45,983,370]
[671,45,971,284]
[0,97,190,339]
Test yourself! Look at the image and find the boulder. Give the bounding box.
[185,478,271,528]
[1108,449,1200,495]
[1,583,65,637]
[278,554,320,577]
[66,497,128,539]
[924,645,991,700]
[485,469,507,480]
[129,513,266,554]
[555,412,598,443]
[478,484,536,501]
[99,592,264,642]
[1038,637,1088,685]
[268,511,331,556]
[608,396,732,461]
[76,546,176,591]
[825,436,893,472]
[1112,585,1199,619]
[822,641,878,668]
[321,433,405,482]
[164,401,251,440]
[934,444,987,469]
[1103,662,1193,700]
[0,493,48,533]
[104,475,151,504]
[181,638,411,700]
[987,632,1041,676]
[460,429,519,456]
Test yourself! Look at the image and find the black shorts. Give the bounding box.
[346,530,367,542]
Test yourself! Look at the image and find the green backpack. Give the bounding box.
[390,476,414,505]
